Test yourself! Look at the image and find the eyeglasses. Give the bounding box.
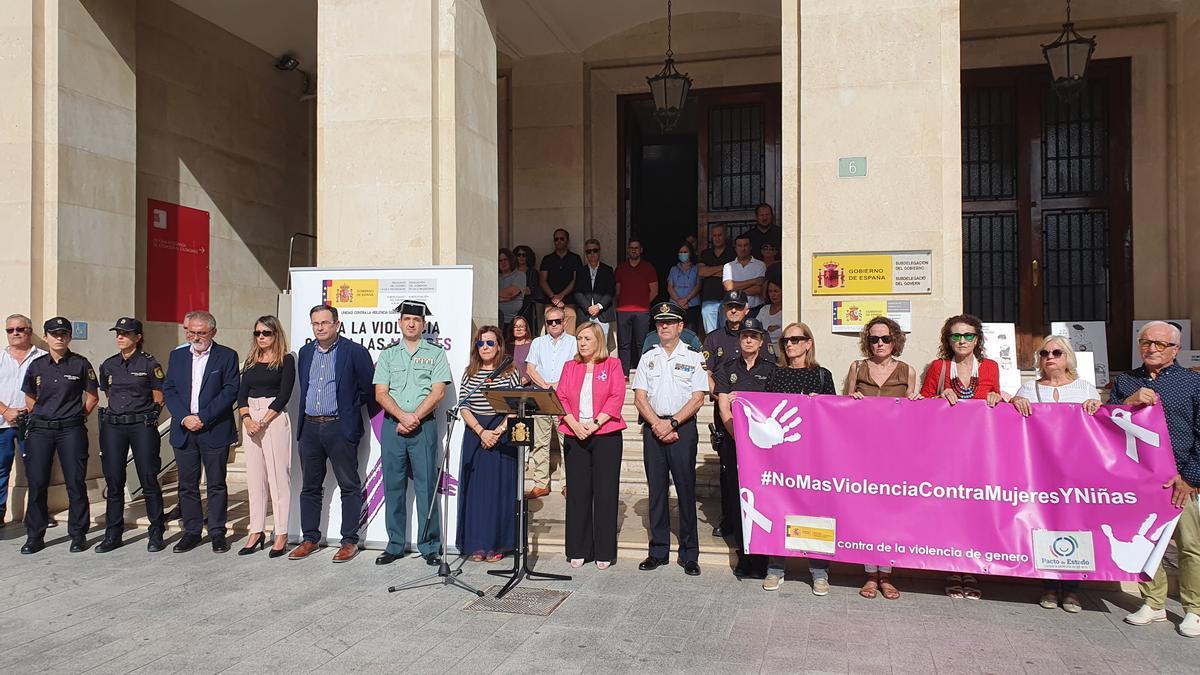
[185,330,211,338]
[475,339,497,348]
[949,333,978,343]
[867,335,894,345]
[1038,349,1065,358]
[585,248,600,254]
[545,318,564,326]
[253,330,275,338]
[1138,339,1178,352]
[782,335,812,344]
[5,327,30,334]
[310,321,334,328]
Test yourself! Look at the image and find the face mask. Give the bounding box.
[678,252,689,263]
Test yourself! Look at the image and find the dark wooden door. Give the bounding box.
[961,59,1132,369]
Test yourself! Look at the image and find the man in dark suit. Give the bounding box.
[573,238,616,340]
[289,304,376,563]
[162,310,240,553]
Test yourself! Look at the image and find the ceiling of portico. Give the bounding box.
[484,0,781,58]
[169,0,317,72]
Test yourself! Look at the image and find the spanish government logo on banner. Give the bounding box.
[322,279,379,308]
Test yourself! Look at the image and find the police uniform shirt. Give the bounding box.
[631,342,709,416]
[22,351,98,419]
[373,339,452,412]
[702,323,776,372]
[713,356,777,396]
[99,351,164,415]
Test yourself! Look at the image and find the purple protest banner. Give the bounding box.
[731,393,1181,581]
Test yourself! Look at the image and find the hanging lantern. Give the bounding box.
[1041,0,1096,102]
[647,0,692,131]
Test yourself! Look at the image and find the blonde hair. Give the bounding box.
[574,321,610,363]
[780,322,820,369]
[1036,335,1078,379]
[243,315,289,371]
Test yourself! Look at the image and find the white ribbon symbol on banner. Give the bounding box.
[740,487,773,549]
[1108,409,1160,464]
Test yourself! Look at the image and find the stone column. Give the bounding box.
[792,0,962,371]
[1181,5,1200,339]
[317,0,498,323]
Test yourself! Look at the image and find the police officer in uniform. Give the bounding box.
[20,317,98,554]
[373,300,452,566]
[632,302,709,576]
[701,290,774,537]
[96,317,166,553]
[713,317,776,577]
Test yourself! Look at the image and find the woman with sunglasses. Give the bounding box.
[919,314,1002,406]
[763,322,835,594]
[1010,335,1100,614]
[457,326,521,562]
[843,316,921,599]
[507,316,534,385]
[236,316,295,557]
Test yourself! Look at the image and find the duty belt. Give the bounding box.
[26,415,85,431]
[99,408,158,425]
[384,413,435,425]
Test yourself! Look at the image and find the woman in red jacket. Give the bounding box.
[556,321,628,569]
[920,314,1003,406]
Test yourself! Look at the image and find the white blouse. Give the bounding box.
[578,371,594,424]
[1015,377,1099,404]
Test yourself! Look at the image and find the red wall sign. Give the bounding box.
[146,199,209,322]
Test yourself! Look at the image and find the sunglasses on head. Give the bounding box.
[1038,349,1064,358]
[545,318,564,326]
[867,335,893,345]
[5,327,30,334]
[783,335,811,344]
[253,330,274,337]
[475,339,497,348]
[949,332,978,343]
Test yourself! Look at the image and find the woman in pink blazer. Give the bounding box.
[557,321,628,569]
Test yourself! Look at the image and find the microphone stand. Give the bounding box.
[388,359,511,597]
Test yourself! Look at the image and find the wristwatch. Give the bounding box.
[668,417,679,429]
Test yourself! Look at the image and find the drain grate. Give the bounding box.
[463,585,571,616]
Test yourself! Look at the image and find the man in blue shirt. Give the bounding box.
[1112,320,1200,637]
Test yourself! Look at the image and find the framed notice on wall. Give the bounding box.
[146,199,209,323]
[812,250,932,295]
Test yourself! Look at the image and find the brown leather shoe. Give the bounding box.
[288,540,320,560]
[524,486,550,499]
[332,543,359,563]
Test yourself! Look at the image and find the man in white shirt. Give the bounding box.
[525,306,577,498]
[0,314,46,525]
[722,233,767,308]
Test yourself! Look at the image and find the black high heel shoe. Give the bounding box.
[268,537,289,558]
[238,533,266,556]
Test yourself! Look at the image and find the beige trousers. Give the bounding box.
[245,397,292,535]
[529,414,560,489]
[1141,494,1200,614]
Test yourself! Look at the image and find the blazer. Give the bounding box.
[573,263,617,324]
[296,336,376,443]
[162,342,241,449]
[556,357,628,437]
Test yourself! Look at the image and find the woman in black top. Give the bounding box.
[236,316,295,556]
[763,322,835,595]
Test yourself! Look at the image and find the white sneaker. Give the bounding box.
[1124,603,1168,626]
[1179,612,1200,638]
[812,578,829,596]
[762,574,782,591]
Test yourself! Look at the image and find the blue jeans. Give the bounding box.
[701,301,722,334]
[0,427,23,511]
[767,555,829,580]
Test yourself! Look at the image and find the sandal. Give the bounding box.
[945,574,965,599]
[878,574,900,600]
[962,574,982,600]
[485,552,504,563]
[859,573,880,599]
[468,552,485,562]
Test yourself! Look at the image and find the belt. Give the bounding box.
[99,408,158,425]
[27,415,85,430]
[304,414,339,424]
[385,413,435,425]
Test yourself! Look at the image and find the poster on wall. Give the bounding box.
[830,300,912,333]
[1050,321,1109,387]
[146,199,209,322]
[982,322,1021,396]
[1131,319,1192,368]
[812,250,932,295]
[1179,350,1200,372]
[288,266,473,550]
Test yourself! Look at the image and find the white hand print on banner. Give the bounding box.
[1108,409,1160,464]
[1101,513,1178,574]
[740,487,773,548]
[737,398,802,449]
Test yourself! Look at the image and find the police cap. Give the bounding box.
[109,317,144,333]
[395,300,431,318]
[738,317,767,336]
[44,316,71,334]
[722,290,749,307]
[651,302,686,322]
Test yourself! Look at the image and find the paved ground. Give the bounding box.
[1,524,1198,674]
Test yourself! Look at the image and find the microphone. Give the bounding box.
[486,356,514,383]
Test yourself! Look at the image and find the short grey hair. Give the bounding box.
[5,314,32,327]
[183,310,217,330]
[1137,320,1182,344]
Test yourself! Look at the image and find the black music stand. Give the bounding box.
[483,388,572,598]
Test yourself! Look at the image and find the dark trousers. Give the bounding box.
[99,420,164,539]
[380,417,440,556]
[564,432,622,562]
[715,405,736,530]
[24,426,89,540]
[299,419,363,545]
[643,419,699,562]
[175,434,228,537]
[0,427,23,521]
[617,310,650,373]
